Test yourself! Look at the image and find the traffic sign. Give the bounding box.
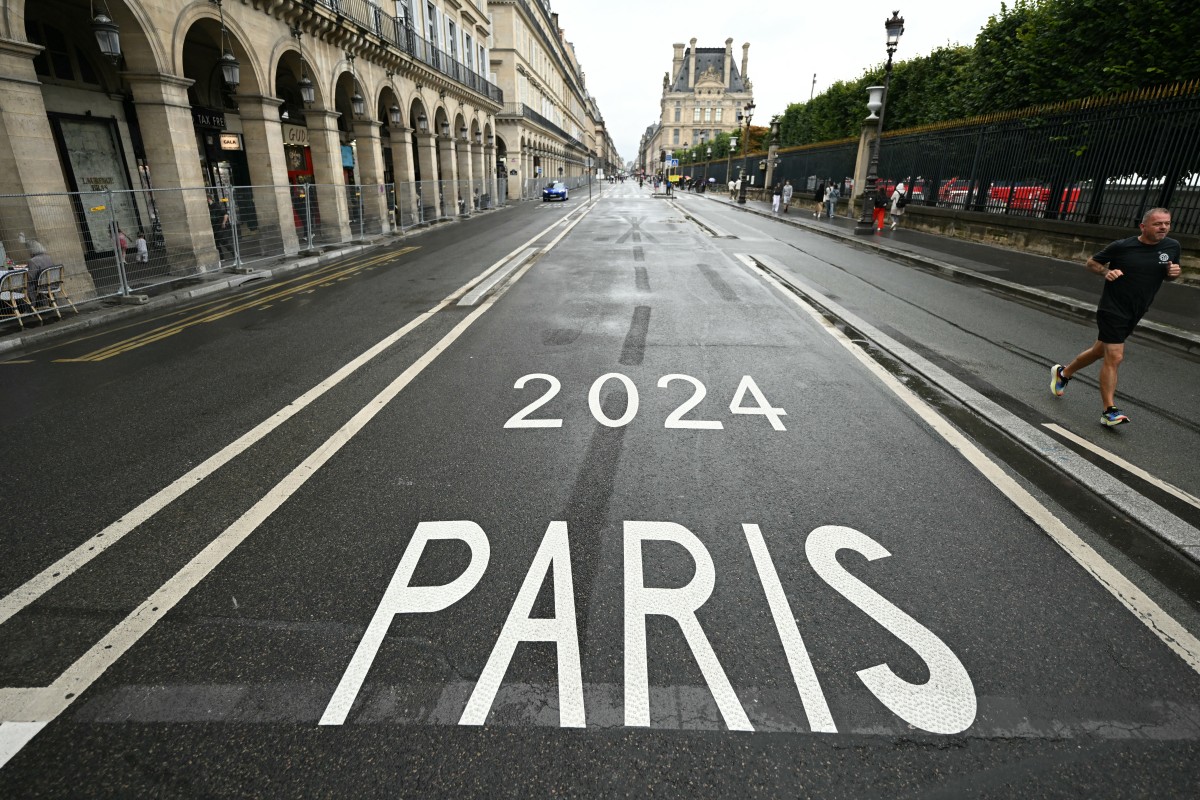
[669,159,679,167]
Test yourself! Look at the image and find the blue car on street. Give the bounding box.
[542,181,568,202]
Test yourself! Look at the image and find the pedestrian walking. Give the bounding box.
[210,194,232,261]
[872,189,888,231]
[824,182,840,219]
[1051,208,1182,427]
[781,180,794,214]
[135,231,149,264]
[771,181,782,214]
[813,181,825,217]
[889,180,908,230]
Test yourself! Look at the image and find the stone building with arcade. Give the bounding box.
[0,0,504,301]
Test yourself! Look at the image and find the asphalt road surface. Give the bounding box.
[2,183,1199,797]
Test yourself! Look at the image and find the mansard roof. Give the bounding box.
[671,48,745,93]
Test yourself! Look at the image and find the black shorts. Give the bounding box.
[1097,310,1139,344]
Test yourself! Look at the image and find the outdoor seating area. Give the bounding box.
[0,264,78,330]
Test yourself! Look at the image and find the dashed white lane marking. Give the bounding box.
[0,201,598,766]
[739,253,1200,677]
[1043,423,1200,512]
[0,210,587,631]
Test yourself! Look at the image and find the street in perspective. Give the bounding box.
[1,0,1199,796]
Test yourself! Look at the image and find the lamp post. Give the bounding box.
[725,136,737,194]
[737,101,756,204]
[765,116,781,188]
[855,10,905,235]
[704,145,712,189]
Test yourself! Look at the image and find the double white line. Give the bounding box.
[0,198,597,767]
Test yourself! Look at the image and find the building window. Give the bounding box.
[704,108,711,122]
[693,107,700,122]
[673,129,680,144]
[465,34,473,70]
[427,3,438,47]
[715,108,723,122]
[674,106,681,122]
[447,20,458,59]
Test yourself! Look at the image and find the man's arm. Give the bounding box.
[1086,256,1122,282]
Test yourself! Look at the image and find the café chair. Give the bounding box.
[35,265,77,320]
[0,269,39,329]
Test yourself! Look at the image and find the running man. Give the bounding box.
[1051,208,1182,426]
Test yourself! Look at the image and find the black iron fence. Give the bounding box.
[874,81,1200,235]
[688,82,1200,234]
[687,139,858,196]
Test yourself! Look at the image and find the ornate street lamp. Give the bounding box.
[210,0,240,90]
[417,113,429,133]
[737,101,756,204]
[726,135,737,192]
[90,1,121,65]
[704,145,712,187]
[293,27,315,106]
[440,119,450,137]
[346,53,365,118]
[855,10,905,235]
[384,70,402,126]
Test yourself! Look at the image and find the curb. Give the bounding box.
[692,193,1200,355]
[750,253,1200,567]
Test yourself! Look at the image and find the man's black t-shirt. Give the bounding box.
[1092,235,1180,320]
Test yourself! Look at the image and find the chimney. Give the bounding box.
[688,38,697,88]
[724,38,733,87]
[672,43,685,87]
[741,42,750,85]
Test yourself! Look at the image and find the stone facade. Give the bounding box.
[489,0,618,199]
[641,38,753,172]
[0,0,502,299]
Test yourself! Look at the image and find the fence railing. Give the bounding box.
[0,179,508,324]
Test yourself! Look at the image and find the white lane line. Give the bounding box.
[0,216,578,630]
[1042,423,1200,512]
[0,202,596,761]
[457,249,536,306]
[0,722,47,769]
[739,253,1200,676]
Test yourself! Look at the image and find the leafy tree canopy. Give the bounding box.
[778,0,1200,147]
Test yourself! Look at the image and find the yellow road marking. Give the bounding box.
[54,247,419,362]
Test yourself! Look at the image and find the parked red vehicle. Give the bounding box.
[987,185,1082,214]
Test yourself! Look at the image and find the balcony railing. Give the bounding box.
[313,0,503,104]
[498,103,587,151]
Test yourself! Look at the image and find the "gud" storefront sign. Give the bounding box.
[283,124,309,147]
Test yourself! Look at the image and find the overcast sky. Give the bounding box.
[548,0,1009,163]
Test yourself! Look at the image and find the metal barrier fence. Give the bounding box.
[0,179,507,322]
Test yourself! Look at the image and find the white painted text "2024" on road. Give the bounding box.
[505,373,787,430]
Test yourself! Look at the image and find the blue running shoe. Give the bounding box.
[1051,364,1069,397]
[1100,407,1129,427]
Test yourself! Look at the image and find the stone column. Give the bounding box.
[304,109,351,242]
[851,119,880,217]
[352,119,389,235]
[484,144,497,205]
[125,72,219,273]
[438,135,460,216]
[414,131,439,222]
[389,127,419,227]
[456,137,473,214]
[470,142,484,208]
[235,94,299,258]
[0,39,92,295]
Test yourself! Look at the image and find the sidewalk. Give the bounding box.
[0,238,387,357]
[683,190,1200,352]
